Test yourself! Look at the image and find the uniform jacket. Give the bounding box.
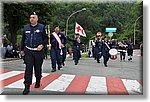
[67,37,82,51]
[50,32,64,49]
[21,23,48,51]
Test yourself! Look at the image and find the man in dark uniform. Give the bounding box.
[102,37,111,67]
[95,36,102,63]
[118,38,127,62]
[21,12,48,95]
[127,38,134,61]
[67,34,82,65]
[61,28,67,66]
[50,25,64,72]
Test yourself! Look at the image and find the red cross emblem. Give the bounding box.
[76,26,81,32]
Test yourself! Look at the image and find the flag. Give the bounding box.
[75,22,86,37]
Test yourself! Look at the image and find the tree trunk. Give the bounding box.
[8,13,17,45]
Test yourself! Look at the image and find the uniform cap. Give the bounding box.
[30,12,38,16]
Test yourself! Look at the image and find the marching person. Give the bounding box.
[101,37,111,67]
[21,12,48,95]
[67,34,82,65]
[95,36,102,63]
[50,25,64,72]
[127,38,134,61]
[61,28,67,66]
[111,39,119,49]
[118,38,127,62]
[91,40,96,59]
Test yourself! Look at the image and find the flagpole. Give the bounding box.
[66,8,86,36]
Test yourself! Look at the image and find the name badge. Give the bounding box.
[25,31,30,33]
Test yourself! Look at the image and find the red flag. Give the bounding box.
[75,22,86,37]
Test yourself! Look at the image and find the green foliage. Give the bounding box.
[3,1,143,47]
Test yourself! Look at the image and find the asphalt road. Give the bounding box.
[1,49,143,95]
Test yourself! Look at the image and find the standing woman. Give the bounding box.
[102,37,111,67]
[67,34,82,65]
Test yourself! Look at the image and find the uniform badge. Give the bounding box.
[36,29,40,33]
[59,35,61,37]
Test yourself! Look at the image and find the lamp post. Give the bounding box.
[133,15,143,45]
[66,8,86,36]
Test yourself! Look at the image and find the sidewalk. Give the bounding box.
[1,58,20,62]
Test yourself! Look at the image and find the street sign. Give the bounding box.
[106,28,117,32]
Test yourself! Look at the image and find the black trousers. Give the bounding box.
[24,48,44,85]
[127,49,133,56]
[62,46,67,63]
[120,52,126,60]
[73,49,81,64]
[102,51,110,65]
[50,47,62,69]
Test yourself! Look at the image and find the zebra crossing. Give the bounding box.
[0,70,143,95]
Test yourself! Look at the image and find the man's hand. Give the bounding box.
[37,44,44,51]
[47,44,51,50]
[61,44,64,48]
[21,51,25,56]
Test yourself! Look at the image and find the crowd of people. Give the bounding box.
[1,35,20,59]
[89,35,135,66]
[2,12,142,95]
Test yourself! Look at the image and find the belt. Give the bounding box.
[118,50,126,52]
[26,46,38,51]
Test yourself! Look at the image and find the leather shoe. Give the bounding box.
[58,66,62,70]
[23,84,30,95]
[104,64,108,67]
[51,69,56,72]
[34,83,40,88]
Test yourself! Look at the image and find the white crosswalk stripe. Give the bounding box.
[122,79,142,94]
[86,76,107,94]
[43,74,75,92]
[0,71,23,81]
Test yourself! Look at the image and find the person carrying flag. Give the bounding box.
[67,34,82,65]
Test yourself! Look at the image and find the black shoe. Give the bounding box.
[58,66,62,70]
[62,62,65,66]
[34,83,41,88]
[104,64,107,67]
[97,61,100,63]
[75,63,78,65]
[23,84,30,95]
[51,69,56,72]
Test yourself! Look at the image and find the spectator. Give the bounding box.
[13,43,20,58]
[6,43,13,58]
